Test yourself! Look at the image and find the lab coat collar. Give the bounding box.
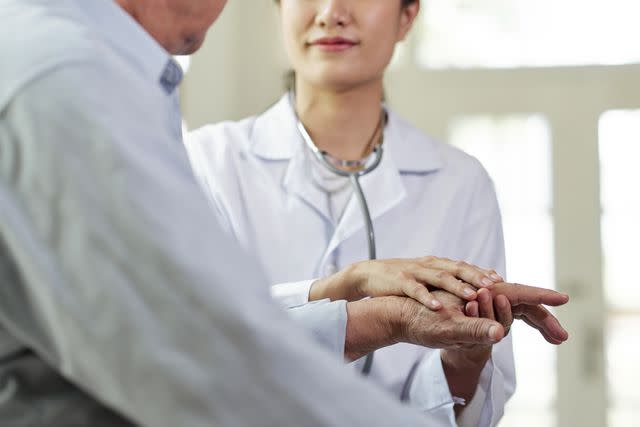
[250,94,445,259]
[250,94,445,173]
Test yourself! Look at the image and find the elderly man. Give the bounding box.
[0,0,568,426]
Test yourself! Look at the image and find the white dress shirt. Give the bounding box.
[0,1,438,426]
[186,94,517,426]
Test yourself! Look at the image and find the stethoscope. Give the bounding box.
[292,94,385,376]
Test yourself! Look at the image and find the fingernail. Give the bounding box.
[488,326,500,341]
[481,277,494,287]
[490,273,503,282]
[463,288,475,297]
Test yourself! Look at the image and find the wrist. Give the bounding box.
[309,263,365,302]
[344,297,402,361]
[441,347,492,405]
[441,346,492,372]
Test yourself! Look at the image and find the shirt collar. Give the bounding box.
[250,94,443,173]
[78,0,182,93]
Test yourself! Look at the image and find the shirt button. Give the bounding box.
[324,264,339,276]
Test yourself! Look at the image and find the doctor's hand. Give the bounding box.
[310,256,503,310]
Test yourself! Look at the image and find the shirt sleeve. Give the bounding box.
[0,62,437,427]
[407,162,516,427]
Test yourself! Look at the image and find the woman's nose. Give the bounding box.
[315,0,352,29]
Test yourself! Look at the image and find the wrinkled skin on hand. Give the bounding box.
[397,291,504,350]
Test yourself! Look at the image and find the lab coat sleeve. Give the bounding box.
[271,281,347,357]
[270,279,315,308]
[408,162,515,427]
[288,299,348,358]
[0,63,439,427]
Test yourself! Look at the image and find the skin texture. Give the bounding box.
[344,294,504,362]
[115,0,228,54]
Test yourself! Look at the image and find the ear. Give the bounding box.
[397,1,420,42]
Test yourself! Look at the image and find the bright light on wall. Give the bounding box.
[419,0,640,68]
[174,55,191,74]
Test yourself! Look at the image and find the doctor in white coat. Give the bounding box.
[186,0,569,425]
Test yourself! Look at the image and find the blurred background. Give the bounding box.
[178,1,640,426]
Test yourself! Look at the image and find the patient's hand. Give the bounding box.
[342,282,569,361]
[466,282,570,345]
[344,293,504,361]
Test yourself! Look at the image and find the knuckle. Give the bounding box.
[421,255,437,265]
[407,282,426,296]
[397,270,413,282]
[435,270,452,281]
[454,260,468,272]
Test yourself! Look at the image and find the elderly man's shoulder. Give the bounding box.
[0,1,117,108]
[1,1,98,64]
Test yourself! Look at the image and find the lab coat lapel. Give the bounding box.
[250,95,335,223]
[282,146,334,224]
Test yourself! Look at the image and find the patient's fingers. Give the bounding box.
[519,315,564,345]
[494,295,513,332]
[477,289,495,320]
[514,305,569,344]
[493,282,570,307]
[465,301,479,318]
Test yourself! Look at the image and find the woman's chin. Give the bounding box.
[306,72,380,93]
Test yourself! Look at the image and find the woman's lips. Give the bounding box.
[310,37,358,52]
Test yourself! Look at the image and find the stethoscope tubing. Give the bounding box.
[294,103,383,376]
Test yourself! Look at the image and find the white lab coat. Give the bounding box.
[186,95,516,426]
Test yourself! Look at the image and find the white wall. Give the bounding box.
[181,0,289,129]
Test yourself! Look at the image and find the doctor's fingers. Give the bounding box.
[418,257,502,290]
[492,282,570,307]
[399,281,443,311]
[513,305,569,344]
[411,267,479,302]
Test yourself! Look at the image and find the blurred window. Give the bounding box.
[418,0,640,68]
[449,115,556,427]
[599,110,640,427]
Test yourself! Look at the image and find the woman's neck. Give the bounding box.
[294,78,384,160]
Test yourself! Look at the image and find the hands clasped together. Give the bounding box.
[310,256,569,359]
